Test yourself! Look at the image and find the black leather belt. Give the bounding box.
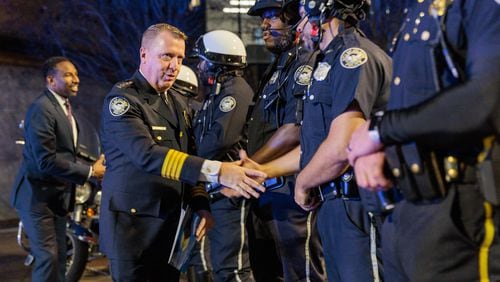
[319,181,340,200]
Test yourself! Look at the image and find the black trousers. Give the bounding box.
[18,207,67,282]
[382,184,500,281]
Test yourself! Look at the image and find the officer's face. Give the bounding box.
[46,61,79,98]
[297,5,315,51]
[140,31,185,93]
[260,8,291,53]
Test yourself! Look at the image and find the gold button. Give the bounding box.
[130,208,137,214]
[392,168,401,178]
[404,33,410,41]
[447,168,458,179]
[179,131,183,138]
[156,136,162,141]
[410,163,421,174]
[421,31,430,41]
[418,0,424,2]
[394,76,401,86]
[447,156,457,163]
[419,12,425,17]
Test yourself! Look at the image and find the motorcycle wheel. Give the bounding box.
[65,229,89,282]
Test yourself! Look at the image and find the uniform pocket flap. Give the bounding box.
[109,191,161,217]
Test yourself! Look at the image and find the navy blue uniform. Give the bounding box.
[301,28,391,281]
[193,76,254,281]
[377,1,500,280]
[247,46,326,282]
[100,71,209,281]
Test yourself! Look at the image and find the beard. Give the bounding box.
[265,30,295,54]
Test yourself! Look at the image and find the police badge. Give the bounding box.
[219,96,236,113]
[340,48,368,69]
[313,62,331,81]
[294,65,313,86]
[109,97,130,116]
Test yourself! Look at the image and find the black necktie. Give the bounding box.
[161,92,178,124]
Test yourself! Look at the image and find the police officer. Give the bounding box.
[245,0,326,281]
[99,23,266,281]
[192,30,255,282]
[348,1,500,280]
[171,64,201,122]
[250,0,392,280]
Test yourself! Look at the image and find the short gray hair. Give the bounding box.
[141,23,187,48]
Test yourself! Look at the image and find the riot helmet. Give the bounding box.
[172,65,198,98]
[193,30,247,84]
[303,0,370,26]
[248,0,302,53]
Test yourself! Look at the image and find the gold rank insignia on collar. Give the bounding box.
[340,47,368,69]
[430,0,453,17]
[294,65,313,86]
[116,80,133,89]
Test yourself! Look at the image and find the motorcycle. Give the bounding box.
[15,116,105,282]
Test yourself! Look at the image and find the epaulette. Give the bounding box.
[115,80,134,89]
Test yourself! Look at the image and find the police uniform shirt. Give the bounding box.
[300,28,392,168]
[101,71,204,192]
[380,0,500,147]
[193,76,254,160]
[247,46,313,155]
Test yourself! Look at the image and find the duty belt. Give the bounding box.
[319,178,361,201]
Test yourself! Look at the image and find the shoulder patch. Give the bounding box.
[340,47,368,69]
[219,96,236,113]
[116,80,133,89]
[294,65,313,86]
[109,97,130,116]
[313,62,331,81]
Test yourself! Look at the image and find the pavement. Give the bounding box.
[0,227,111,281]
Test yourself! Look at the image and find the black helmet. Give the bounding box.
[247,0,283,16]
[303,0,370,25]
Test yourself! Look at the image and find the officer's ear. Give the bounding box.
[139,47,147,64]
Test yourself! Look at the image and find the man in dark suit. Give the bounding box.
[99,23,266,281]
[10,56,106,282]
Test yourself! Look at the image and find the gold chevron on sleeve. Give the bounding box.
[161,149,189,180]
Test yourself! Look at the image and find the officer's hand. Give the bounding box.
[219,162,266,199]
[238,150,260,170]
[91,154,106,180]
[294,177,320,211]
[195,210,215,241]
[353,152,392,191]
[220,187,244,198]
[347,121,383,165]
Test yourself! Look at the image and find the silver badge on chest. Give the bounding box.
[313,62,331,81]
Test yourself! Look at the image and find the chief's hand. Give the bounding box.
[353,152,392,191]
[220,187,244,198]
[195,210,215,241]
[347,121,383,165]
[219,162,266,199]
[92,154,106,180]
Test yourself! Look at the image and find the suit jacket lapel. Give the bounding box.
[44,90,76,151]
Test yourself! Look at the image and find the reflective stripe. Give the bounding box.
[200,236,209,271]
[161,150,188,180]
[235,199,247,282]
[305,211,313,282]
[479,202,495,281]
[369,212,380,282]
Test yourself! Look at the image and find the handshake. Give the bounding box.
[215,150,272,199]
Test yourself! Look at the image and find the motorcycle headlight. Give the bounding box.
[75,182,92,204]
[93,190,102,207]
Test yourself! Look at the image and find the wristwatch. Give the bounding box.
[368,111,384,144]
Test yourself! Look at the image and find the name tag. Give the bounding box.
[151,126,167,131]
